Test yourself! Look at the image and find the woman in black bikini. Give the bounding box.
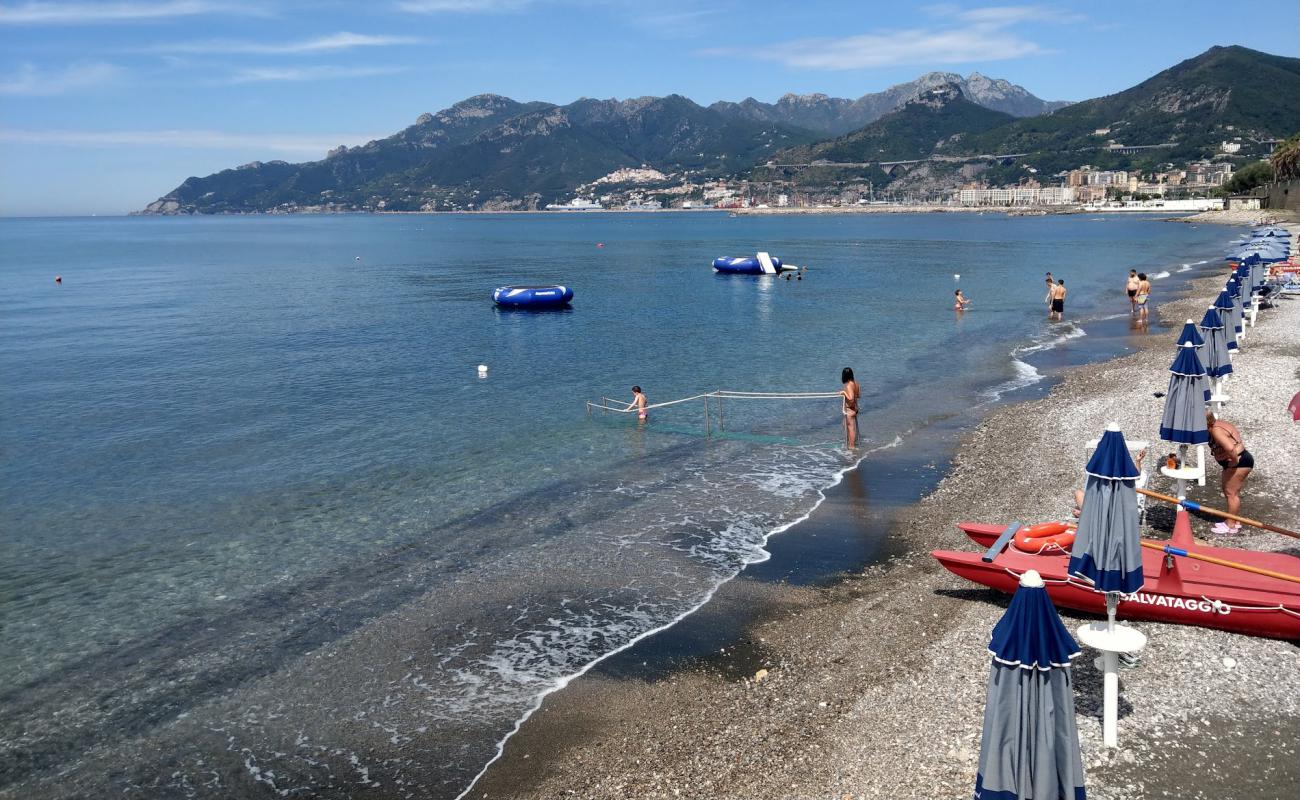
[841,367,860,448]
[1207,411,1254,534]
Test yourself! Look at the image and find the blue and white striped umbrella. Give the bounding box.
[1198,306,1233,380]
[1175,320,1204,349]
[1069,426,1144,595]
[1235,265,1254,317]
[1160,344,1209,445]
[975,572,1085,800]
[1226,277,1245,338]
[1213,290,1238,352]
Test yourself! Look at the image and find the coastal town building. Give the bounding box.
[956,186,1075,206]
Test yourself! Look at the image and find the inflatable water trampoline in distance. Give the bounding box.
[493,285,574,309]
[712,252,796,275]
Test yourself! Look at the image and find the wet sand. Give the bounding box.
[469,222,1300,800]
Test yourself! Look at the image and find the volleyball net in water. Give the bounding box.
[586,389,844,435]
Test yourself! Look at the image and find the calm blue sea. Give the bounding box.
[0,212,1231,798]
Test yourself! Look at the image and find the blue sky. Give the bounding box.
[1,1,1295,215]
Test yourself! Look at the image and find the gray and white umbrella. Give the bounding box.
[1068,425,1144,602]
[975,570,1085,800]
[1159,343,1209,477]
[1198,306,1233,387]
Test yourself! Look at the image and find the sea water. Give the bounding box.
[0,213,1231,797]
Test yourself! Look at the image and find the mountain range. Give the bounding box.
[709,71,1068,137]
[142,46,1298,214]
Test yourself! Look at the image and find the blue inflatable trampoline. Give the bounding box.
[712,252,792,275]
[493,285,574,308]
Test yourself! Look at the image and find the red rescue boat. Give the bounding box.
[933,522,1300,640]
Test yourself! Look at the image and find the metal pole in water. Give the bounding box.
[704,396,710,437]
[719,396,724,430]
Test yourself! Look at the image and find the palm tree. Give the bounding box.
[1270,133,1300,182]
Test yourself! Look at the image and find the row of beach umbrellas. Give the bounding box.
[974,226,1289,799]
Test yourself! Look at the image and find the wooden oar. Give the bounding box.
[1141,541,1300,585]
[1136,488,1300,540]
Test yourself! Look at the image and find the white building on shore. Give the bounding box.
[957,186,1076,206]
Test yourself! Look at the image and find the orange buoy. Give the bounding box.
[1013,521,1076,554]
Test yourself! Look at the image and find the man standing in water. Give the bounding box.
[1135,272,1151,321]
[1126,270,1140,313]
[1049,279,1067,321]
[1044,272,1054,312]
[841,368,860,448]
[630,386,648,421]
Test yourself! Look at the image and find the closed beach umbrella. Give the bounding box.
[1068,425,1144,598]
[1175,320,1204,350]
[1213,290,1238,352]
[1198,306,1233,382]
[974,570,1086,800]
[1226,277,1245,339]
[1160,343,1209,445]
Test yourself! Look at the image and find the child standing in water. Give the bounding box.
[630,386,648,421]
[841,367,860,448]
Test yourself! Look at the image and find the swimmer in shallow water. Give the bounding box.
[954,289,971,311]
[630,386,648,421]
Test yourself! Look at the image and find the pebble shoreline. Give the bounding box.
[472,216,1300,800]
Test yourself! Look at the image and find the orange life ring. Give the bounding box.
[1013,521,1077,554]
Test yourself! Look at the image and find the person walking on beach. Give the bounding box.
[954,289,972,311]
[1126,270,1140,313]
[1049,279,1066,321]
[630,386,648,421]
[841,367,860,448]
[1207,411,1253,534]
[1134,272,1151,321]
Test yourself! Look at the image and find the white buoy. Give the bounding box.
[477,364,488,378]
[355,256,362,261]
[953,273,960,281]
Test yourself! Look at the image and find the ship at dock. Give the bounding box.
[544,197,604,211]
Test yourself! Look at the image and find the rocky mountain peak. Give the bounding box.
[778,92,833,105]
[914,82,965,107]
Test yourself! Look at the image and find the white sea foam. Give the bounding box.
[1179,263,1193,272]
[1151,270,1171,279]
[1011,323,1086,357]
[980,359,1043,402]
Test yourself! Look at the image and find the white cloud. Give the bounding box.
[395,0,532,13]
[633,8,719,39]
[0,127,384,157]
[225,65,407,83]
[142,32,423,55]
[952,5,1084,25]
[731,27,1047,70]
[0,1,258,24]
[0,61,121,94]
[705,5,1075,70]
